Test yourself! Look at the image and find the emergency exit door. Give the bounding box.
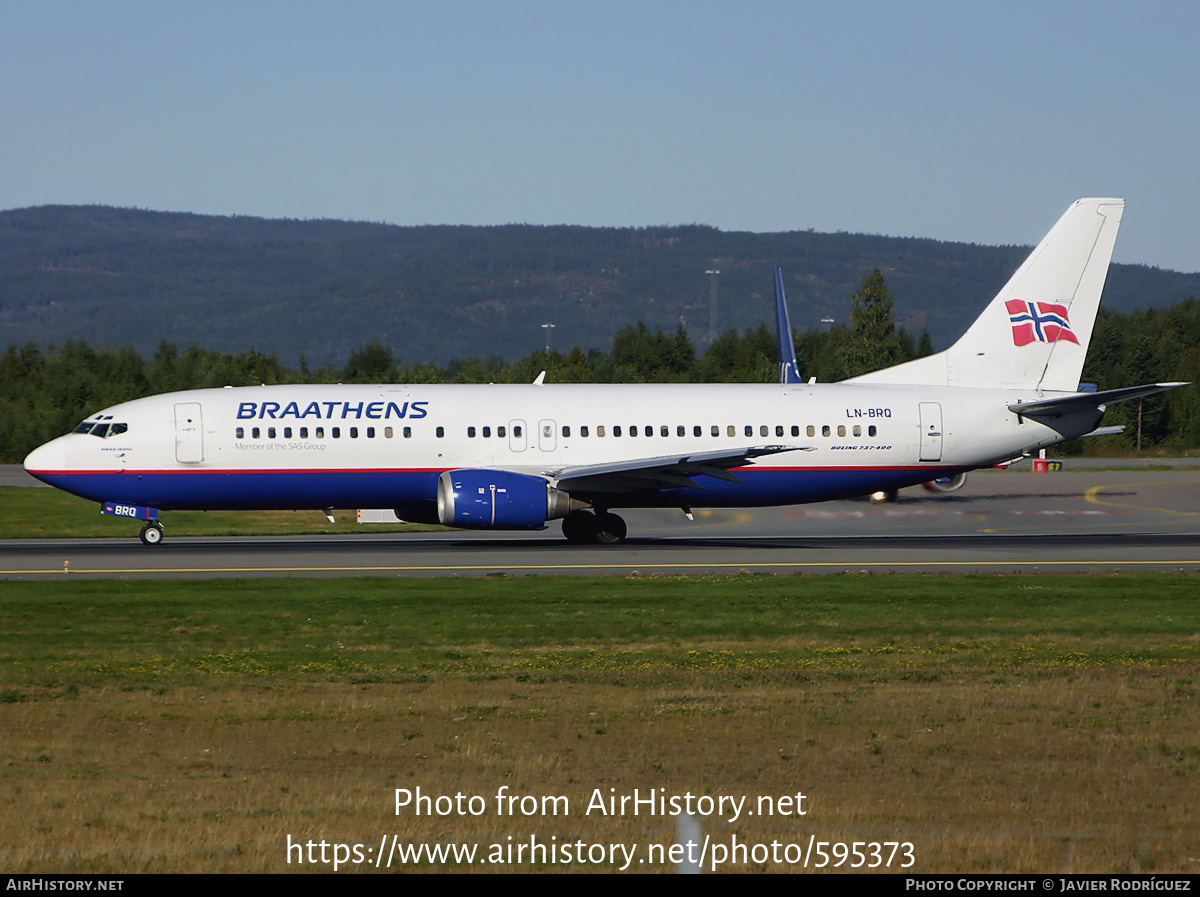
[918,402,942,462]
[174,402,203,462]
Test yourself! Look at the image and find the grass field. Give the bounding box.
[1,573,1198,873]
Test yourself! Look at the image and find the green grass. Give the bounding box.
[3,573,1197,688]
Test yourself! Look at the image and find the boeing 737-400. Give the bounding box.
[23,198,1183,544]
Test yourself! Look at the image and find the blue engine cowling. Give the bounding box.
[436,470,579,529]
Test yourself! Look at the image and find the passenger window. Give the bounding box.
[268,427,277,439]
[614,426,622,437]
[660,425,668,437]
[807,425,815,437]
[597,426,606,437]
[645,425,653,437]
[332,427,340,438]
[711,425,719,437]
[316,427,325,438]
[403,426,411,438]
[350,427,359,438]
[822,425,830,437]
[677,426,685,437]
[869,425,877,437]
[436,426,444,438]
[837,425,846,437]
[252,427,261,439]
[562,426,570,437]
[727,425,735,437]
[236,427,244,439]
[745,425,753,437]
[384,427,391,438]
[498,426,506,437]
[581,425,589,437]
[694,426,702,437]
[367,427,375,438]
[283,427,292,438]
[514,425,522,437]
[791,425,799,437]
[628,425,636,437]
[760,425,768,437]
[468,426,476,437]
[483,426,491,437]
[776,425,784,437]
[853,425,861,436]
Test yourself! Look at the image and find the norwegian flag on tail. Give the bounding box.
[1005,300,1080,347]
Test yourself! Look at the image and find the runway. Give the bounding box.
[3,466,1198,578]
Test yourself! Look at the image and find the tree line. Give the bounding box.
[2,274,1197,462]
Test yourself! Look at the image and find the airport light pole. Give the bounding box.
[541,322,556,353]
[705,269,720,345]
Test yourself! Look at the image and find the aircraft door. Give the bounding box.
[508,420,527,452]
[918,402,943,462]
[174,402,204,463]
[538,419,557,452]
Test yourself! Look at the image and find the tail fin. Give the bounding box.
[775,266,803,384]
[848,198,1124,390]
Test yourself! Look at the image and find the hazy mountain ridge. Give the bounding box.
[3,205,1197,365]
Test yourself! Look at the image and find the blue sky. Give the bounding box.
[3,0,1198,270]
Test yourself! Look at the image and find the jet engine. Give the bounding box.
[436,470,582,529]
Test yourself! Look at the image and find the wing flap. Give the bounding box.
[547,444,813,495]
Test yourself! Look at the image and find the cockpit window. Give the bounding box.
[73,420,128,438]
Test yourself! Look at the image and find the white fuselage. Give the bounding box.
[24,381,1098,516]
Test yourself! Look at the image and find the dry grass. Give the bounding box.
[2,668,1197,873]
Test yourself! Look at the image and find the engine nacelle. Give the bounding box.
[436,470,581,529]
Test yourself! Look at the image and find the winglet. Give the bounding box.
[775,266,803,384]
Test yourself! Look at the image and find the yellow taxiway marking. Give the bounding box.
[1085,480,1200,516]
[7,559,1200,576]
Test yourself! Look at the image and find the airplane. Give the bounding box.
[23,198,1184,546]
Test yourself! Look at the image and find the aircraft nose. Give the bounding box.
[24,439,66,481]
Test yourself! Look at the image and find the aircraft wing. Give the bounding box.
[544,444,814,494]
[1008,382,1187,416]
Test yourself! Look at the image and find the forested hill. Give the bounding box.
[3,205,1198,366]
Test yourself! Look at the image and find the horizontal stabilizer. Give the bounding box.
[1008,382,1186,416]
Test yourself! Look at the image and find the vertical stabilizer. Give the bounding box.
[775,266,803,384]
[847,198,1124,390]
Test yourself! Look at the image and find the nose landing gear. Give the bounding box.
[139,522,164,546]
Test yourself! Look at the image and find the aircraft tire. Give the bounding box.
[562,511,596,544]
[924,472,968,493]
[139,523,164,546]
[592,512,627,545]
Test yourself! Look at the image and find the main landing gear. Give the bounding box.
[139,522,164,546]
[561,509,628,545]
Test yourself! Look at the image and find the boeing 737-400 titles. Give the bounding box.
[23,199,1183,544]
